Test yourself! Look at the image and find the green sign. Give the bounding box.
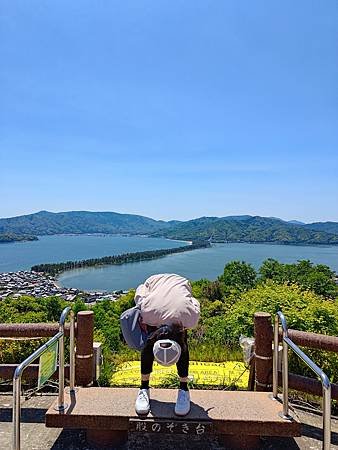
[38,341,58,388]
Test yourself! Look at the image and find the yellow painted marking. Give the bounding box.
[111,360,248,388]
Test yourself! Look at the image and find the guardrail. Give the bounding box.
[273,311,331,450]
[12,307,75,450]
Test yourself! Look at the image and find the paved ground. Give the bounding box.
[1,394,337,449]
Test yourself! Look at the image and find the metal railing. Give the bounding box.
[12,307,75,450]
[273,311,331,450]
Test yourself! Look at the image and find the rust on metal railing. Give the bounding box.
[0,322,75,338]
[0,364,70,381]
[277,371,338,401]
[278,328,338,352]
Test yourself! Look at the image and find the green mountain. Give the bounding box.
[1,210,338,245]
[0,233,38,243]
[0,210,173,236]
[151,216,338,245]
[304,222,338,235]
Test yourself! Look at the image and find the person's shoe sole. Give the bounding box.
[135,403,150,415]
[174,407,190,416]
[136,409,150,415]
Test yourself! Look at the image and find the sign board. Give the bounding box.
[38,341,58,389]
[129,419,213,435]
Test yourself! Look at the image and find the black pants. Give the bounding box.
[141,327,189,378]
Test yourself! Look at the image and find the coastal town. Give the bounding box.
[0,271,126,303]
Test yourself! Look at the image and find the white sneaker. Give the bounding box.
[175,389,190,416]
[135,388,150,415]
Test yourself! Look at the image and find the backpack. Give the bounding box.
[120,306,148,351]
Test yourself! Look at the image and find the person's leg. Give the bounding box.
[135,328,156,414]
[175,331,190,416]
[140,342,154,389]
[176,330,189,387]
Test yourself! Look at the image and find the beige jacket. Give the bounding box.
[134,273,200,329]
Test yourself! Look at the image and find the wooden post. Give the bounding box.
[75,311,94,386]
[254,312,273,392]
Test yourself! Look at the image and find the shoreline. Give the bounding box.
[32,241,211,277]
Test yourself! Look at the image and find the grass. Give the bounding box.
[113,342,243,364]
[189,342,242,362]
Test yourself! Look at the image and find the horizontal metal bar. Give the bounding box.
[277,371,338,401]
[284,337,331,390]
[13,332,62,381]
[0,323,74,338]
[279,329,338,352]
[0,364,70,381]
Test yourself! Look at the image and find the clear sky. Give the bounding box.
[1,1,337,222]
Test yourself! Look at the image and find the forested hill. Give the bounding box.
[151,216,338,245]
[304,221,338,235]
[0,233,38,243]
[1,210,338,245]
[0,210,175,236]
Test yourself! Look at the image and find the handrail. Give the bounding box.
[273,311,331,450]
[12,307,75,450]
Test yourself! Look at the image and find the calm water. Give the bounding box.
[60,241,338,291]
[1,235,337,292]
[0,235,185,272]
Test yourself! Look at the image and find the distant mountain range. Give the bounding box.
[0,210,172,236]
[151,216,338,245]
[1,210,338,245]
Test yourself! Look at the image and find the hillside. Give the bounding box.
[0,233,38,243]
[304,221,338,235]
[0,210,173,236]
[1,211,338,245]
[151,216,338,245]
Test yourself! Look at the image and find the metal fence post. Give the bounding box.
[56,306,71,411]
[322,375,332,450]
[282,333,289,418]
[273,314,279,398]
[13,371,21,450]
[69,310,75,391]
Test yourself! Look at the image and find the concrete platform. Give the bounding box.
[1,393,338,449]
[46,388,301,438]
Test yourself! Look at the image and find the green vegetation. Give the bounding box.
[31,241,210,276]
[0,233,38,243]
[0,210,173,236]
[0,295,68,364]
[2,210,338,245]
[151,216,338,245]
[1,259,337,388]
[305,221,338,235]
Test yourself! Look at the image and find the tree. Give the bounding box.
[259,258,284,281]
[45,296,65,321]
[202,280,224,301]
[259,259,337,299]
[219,261,257,293]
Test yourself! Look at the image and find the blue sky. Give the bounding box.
[1,1,337,222]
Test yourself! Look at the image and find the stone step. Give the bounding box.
[45,387,301,438]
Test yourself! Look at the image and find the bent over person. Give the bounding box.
[134,273,200,416]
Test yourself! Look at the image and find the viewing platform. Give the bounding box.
[1,391,337,449]
[45,387,301,449]
[2,310,337,449]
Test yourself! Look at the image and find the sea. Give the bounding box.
[1,235,337,292]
